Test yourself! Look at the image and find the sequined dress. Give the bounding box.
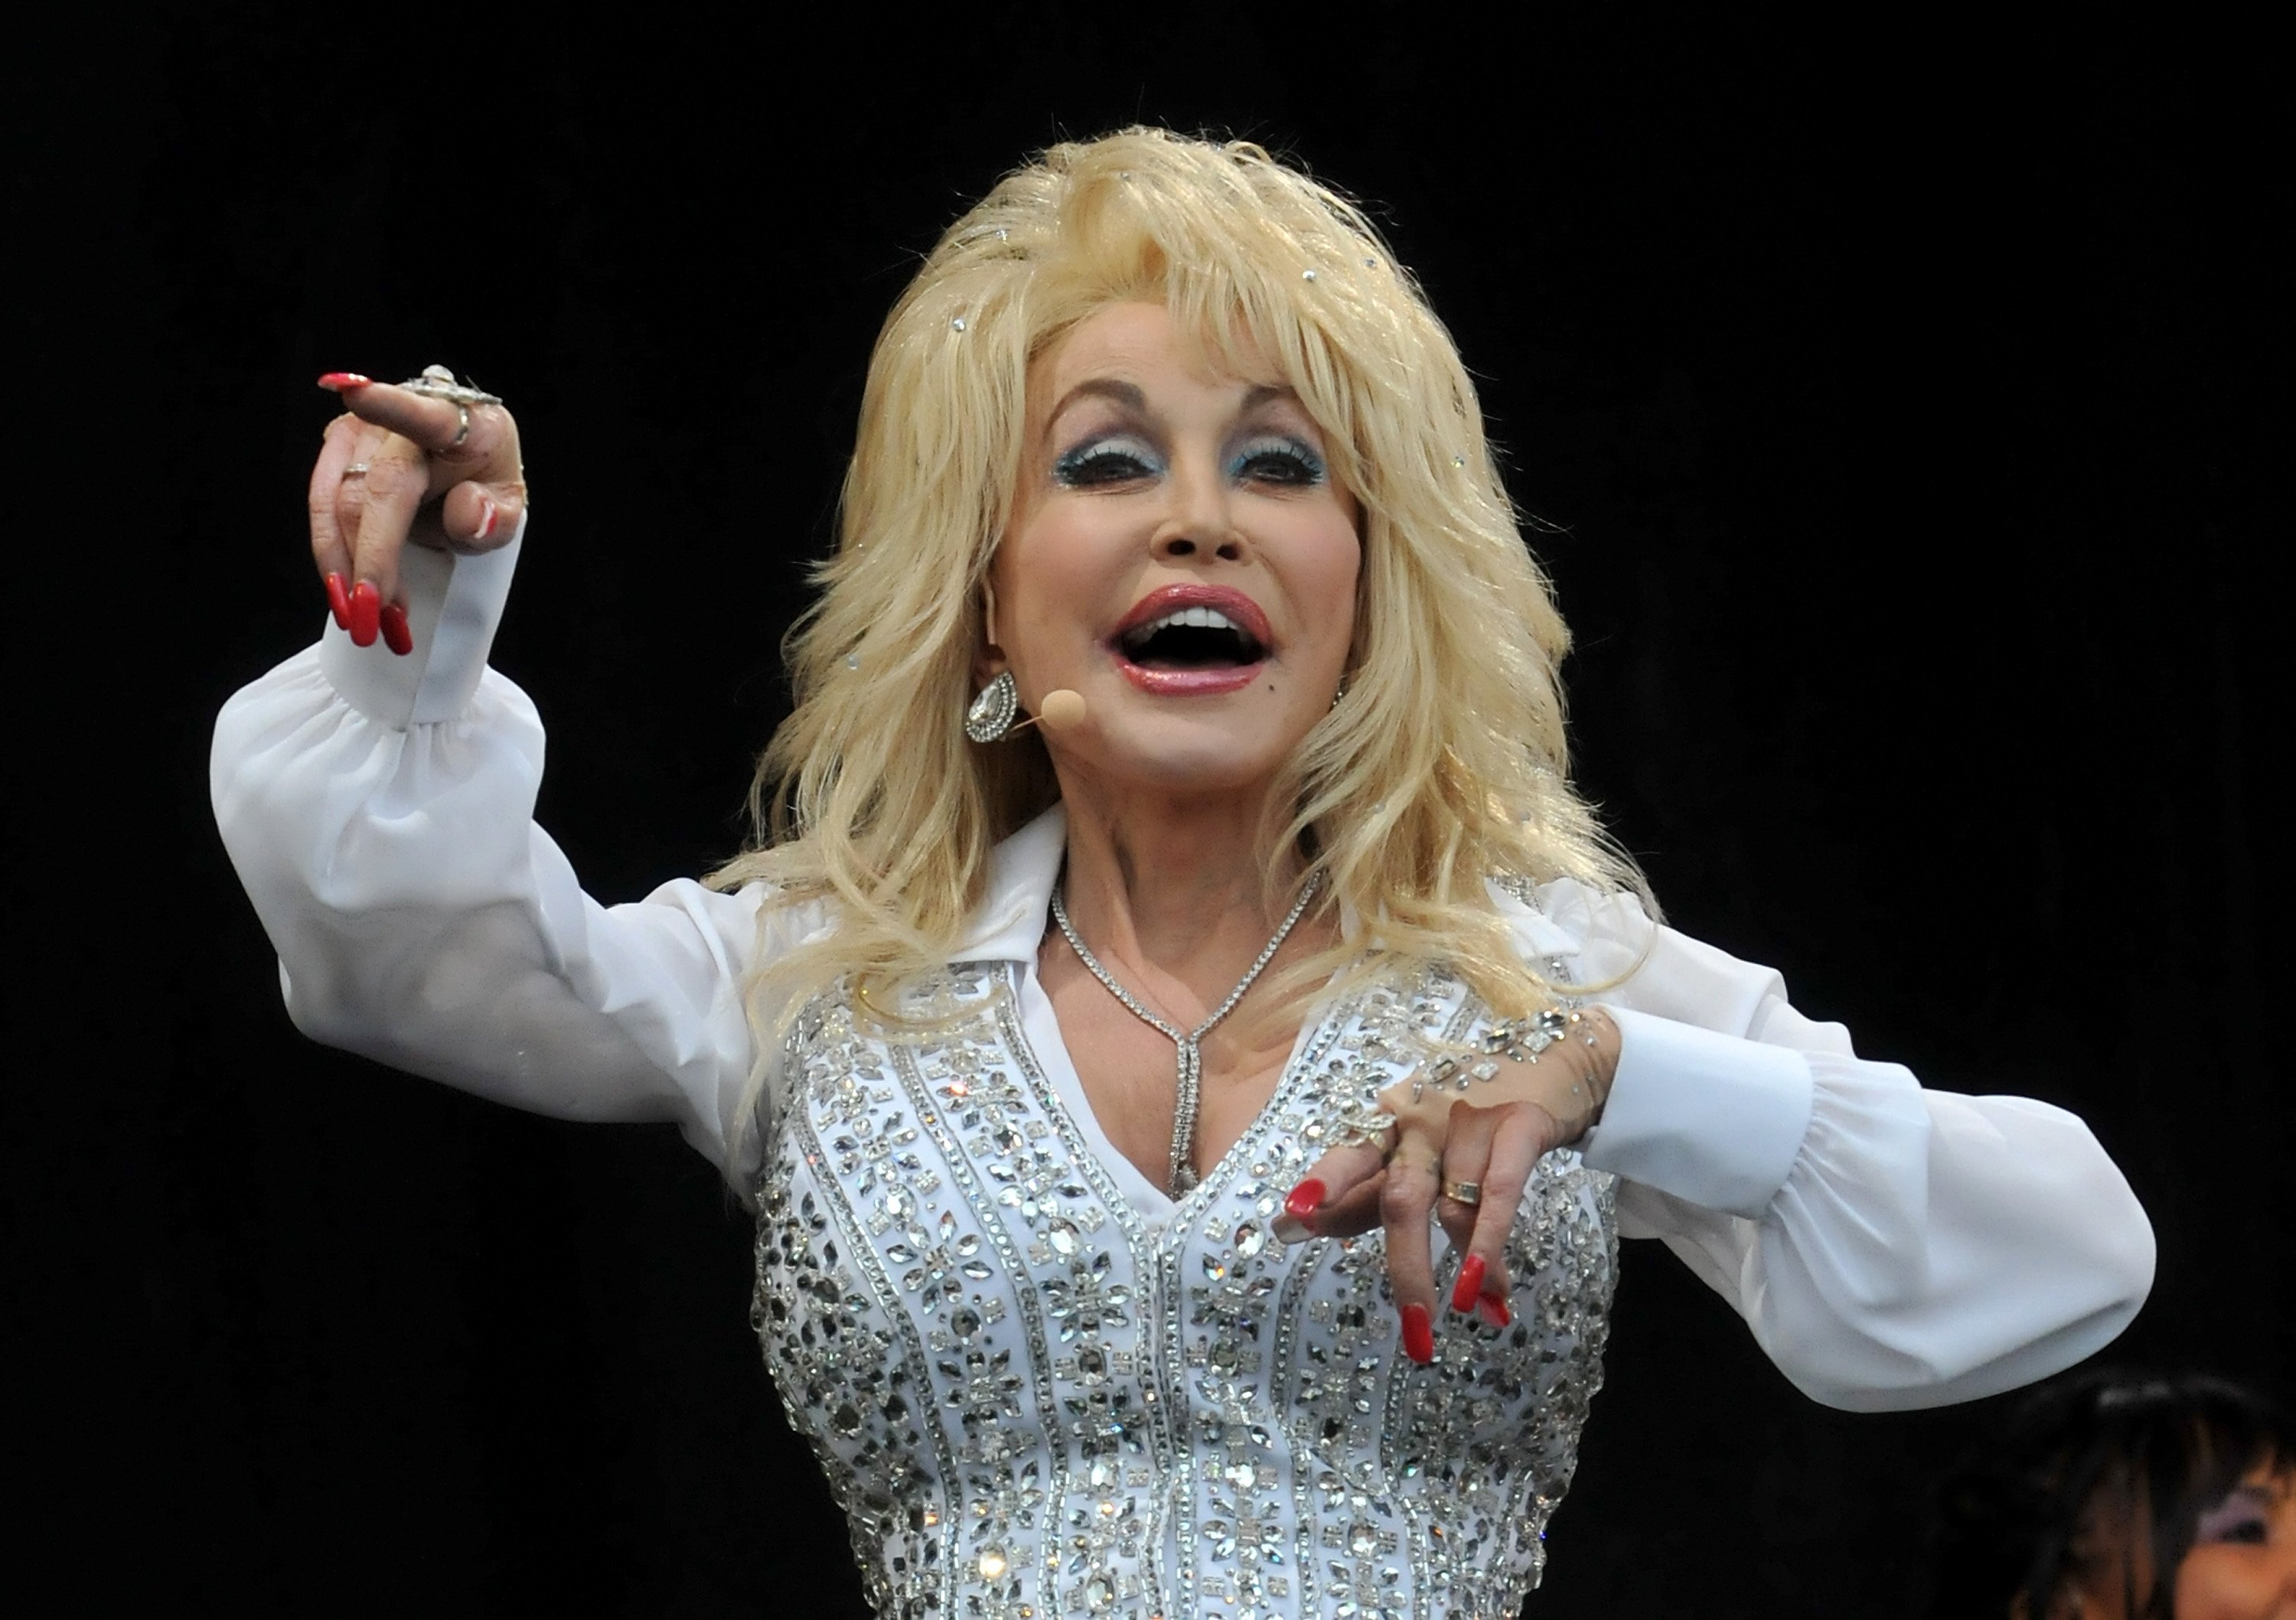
[755,962,1613,1620]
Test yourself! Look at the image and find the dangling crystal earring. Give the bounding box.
[965,670,1019,742]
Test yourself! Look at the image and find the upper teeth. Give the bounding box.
[1138,607,1244,635]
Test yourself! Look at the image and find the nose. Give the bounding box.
[1148,452,1246,563]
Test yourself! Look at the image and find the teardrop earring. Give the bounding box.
[965,670,1019,742]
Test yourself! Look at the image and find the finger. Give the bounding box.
[334,381,520,487]
[1292,1169,1386,1239]
[347,434,430,644]
[1433,1101,1504,1285]
[307,414,364,621]
[1380,1125,1443,1364]
[1279,1131,1392,1241]
[1464,1104,1561,1322]
[436,473,527,554]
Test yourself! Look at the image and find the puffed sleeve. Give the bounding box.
[1495,880,2154,1413]
[210,533,822,1180]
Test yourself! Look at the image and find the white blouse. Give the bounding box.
[212,536,2154,1617]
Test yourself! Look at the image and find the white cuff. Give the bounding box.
[318,530,523,729]
[1577,1005,1814,1218]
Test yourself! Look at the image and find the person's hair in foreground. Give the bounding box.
[1930,1368,2296,1618]
[706,127,1646,1164]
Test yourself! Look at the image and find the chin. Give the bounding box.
[1086,713,1300,800]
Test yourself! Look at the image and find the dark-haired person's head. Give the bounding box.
[1933,1370,2296,1618]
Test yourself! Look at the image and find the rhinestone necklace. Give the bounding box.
[1049,871,1323,1196]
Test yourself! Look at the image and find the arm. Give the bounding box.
[1528,882,2155,1413]
[213,530,810,1178]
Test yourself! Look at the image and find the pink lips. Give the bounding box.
[1109,584,1273,696]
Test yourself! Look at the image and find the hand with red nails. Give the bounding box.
[1278,1008,1620,1362]
[309,371,527,654]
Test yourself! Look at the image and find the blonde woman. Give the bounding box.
[215,128,2154,1616]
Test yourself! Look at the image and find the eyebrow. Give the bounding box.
[1044,378,1302,436]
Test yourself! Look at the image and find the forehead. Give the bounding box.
[1031,302,1283,412]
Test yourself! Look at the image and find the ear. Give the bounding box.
[975,575,1008,687]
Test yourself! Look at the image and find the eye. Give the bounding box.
[1054,435,1161,487]
[1230,435,1326,487]
[2194,1489,2277,1546]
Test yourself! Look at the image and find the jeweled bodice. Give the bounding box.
[752,963,1618,1619]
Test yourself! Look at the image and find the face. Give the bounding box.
[2172,1468,2296,1620]
[985,301,1360,802]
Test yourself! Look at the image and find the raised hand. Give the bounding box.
[308,367,527,652]
[1277,1006,1620,1362]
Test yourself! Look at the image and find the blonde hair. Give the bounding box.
[708,126,1649,1177]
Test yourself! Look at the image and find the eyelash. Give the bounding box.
[1229,437,1326,487]
[1052,434,1326,489]
[1053,436,1163,487]
[2205,1514,2269,1545]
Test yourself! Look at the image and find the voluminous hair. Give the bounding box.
[708,126,1649,1181]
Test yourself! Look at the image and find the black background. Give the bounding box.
[8,6,2283,1615]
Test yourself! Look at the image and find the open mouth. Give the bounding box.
[1115,605,1268,670]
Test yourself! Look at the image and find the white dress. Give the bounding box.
[211,537,2155,1619]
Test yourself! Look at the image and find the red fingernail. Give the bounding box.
[475,495,497,542]
[380,601,413,657]
[1284,1179,1326,1220]
[325,572,352,631]
[1478,1293,1512,1329]
[347,581,380,647]
[1401,1303,1434,1364]
[1451,1255,1486,1315]
[317,372,372,392]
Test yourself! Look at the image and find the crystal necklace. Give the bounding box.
[1049,870,1323,1196]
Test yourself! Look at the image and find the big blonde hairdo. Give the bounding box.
[708,127,1649,1179]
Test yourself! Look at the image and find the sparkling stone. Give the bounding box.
[977,1547,1007,1579]
[951,316,967,331]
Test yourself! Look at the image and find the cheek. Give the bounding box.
[2172,1548,2282,1618]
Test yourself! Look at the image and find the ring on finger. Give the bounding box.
[398,363,504,409]
[1335,1107,1400,1154]
[441,403,471,451]
[341,462,370,478]
[1441,1179,1484,1207]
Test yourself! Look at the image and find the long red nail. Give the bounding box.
[1478,1293,1512,1329]
[1284,1179,1326,1221]
[325,572,352,631]
[347,581,380,647]
[318,372,372,392]
[1451,1255,1486,1315]
[1401,1303,1434,1364]
[380,601,413,657]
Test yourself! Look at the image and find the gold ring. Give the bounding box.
[1442,1179,1483,1207]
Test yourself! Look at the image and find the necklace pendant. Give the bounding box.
[1171,1162,1200,1195]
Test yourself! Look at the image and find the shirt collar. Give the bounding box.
[949,803,1071,963]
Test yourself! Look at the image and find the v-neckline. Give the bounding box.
[1010,962,1329,1222]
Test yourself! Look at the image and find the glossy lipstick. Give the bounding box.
[1108,584,1272,696]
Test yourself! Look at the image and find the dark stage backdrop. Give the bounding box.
[9,8,2281,1615]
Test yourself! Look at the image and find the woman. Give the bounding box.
[215,128,2154,1617]
[1932,1371,2296,1618]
